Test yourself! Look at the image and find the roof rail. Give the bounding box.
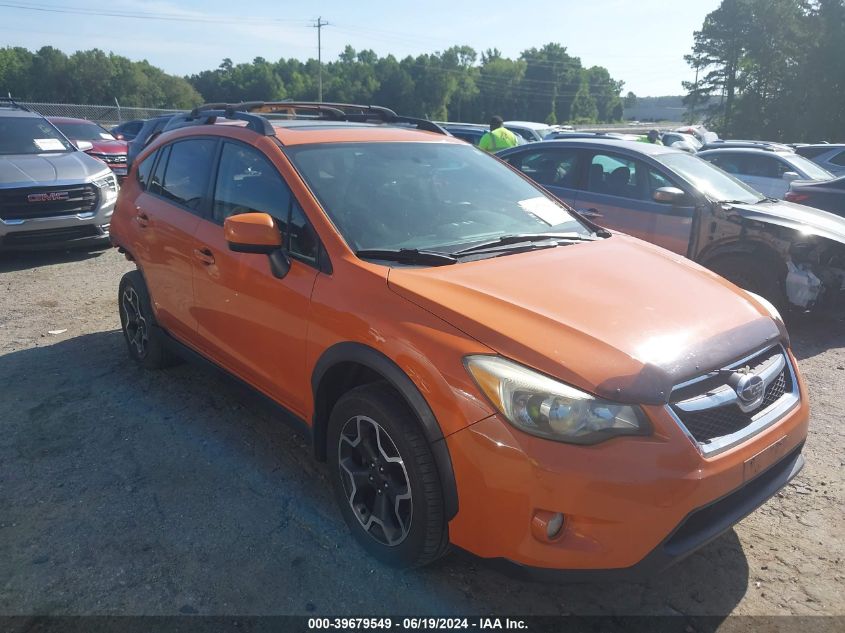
[0,95,30,111]
[161,101,448,137]
[163,106,275,136]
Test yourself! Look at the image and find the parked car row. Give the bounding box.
[108,100,812,578]
[497,137,845,313]
[0,98,118,250]
[3,98,838,580]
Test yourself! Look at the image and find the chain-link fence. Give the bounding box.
[19,102,186,128]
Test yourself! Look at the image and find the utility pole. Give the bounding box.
[313,16,329,102]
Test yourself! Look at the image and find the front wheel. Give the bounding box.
[118,270,178,369]
[327,383,449,568]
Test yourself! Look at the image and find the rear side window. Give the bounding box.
[830,151,845,167]
[160,139,217,211]
[587,153,640,199]
[508,149,581,188]
[149,145,170,196]
[136,150,156,190]
[213,142,290,224]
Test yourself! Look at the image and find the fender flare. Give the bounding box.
[311,342,459,520]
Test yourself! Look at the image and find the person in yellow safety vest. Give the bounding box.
[478,116,519,152]
[640,129,663,145]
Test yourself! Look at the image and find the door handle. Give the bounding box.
[135,208,150,228]
[577,208,602,219]
[193,247,215,265]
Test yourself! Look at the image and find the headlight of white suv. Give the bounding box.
[93,174,118,202]
[465,355,650,445]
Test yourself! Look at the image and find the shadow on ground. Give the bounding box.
[0,248,108,274]
[0,331,749,622]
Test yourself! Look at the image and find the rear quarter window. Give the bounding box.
[136,150,157,190]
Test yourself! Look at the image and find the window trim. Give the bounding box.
[209,138,326,273]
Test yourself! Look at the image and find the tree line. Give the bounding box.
[0,43,625,124]
[684,0,845,141]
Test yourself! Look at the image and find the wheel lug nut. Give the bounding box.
[377,489,383,494]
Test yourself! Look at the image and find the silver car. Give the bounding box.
[0,101,117,250]
[697,147,834,199]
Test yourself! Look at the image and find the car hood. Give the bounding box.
[0,151,110,187]
[85,139,128,154]
[388,235,784,405]
[728,199,845,245]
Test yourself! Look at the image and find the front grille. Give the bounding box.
[670,347,794,446]
[1,225,101,246]
[0,184,99,220]
[90,153,127,165]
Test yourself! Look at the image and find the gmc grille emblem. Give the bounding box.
[28,191,70,203]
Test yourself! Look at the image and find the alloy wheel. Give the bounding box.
[121,287,148,357]
[337,415,413,546]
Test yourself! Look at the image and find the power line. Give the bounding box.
[0,1,311,25]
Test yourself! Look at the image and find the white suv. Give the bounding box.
[698,147,835,199]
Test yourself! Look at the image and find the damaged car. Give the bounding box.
[499,138,845,313]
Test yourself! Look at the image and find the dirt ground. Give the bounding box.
[1,247,843,623]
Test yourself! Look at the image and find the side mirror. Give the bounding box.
[224,212,290,278]
[652,186,687,204]
[113,133,124,140]
[76,140,94,152]
[782,171,800,182]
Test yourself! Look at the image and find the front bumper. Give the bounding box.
[0,202,115,251]
[444,382,809,575]
[489,444,804,581]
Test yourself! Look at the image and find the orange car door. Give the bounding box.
[191,141,320,417]
[134,140,217,343]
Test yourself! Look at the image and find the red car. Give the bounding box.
[48,117,129,178]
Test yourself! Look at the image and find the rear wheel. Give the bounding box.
[118,270,178,369]
[327,383,449,568]
[709,254,786,311]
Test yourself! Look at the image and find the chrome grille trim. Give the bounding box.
[666,345,800,457]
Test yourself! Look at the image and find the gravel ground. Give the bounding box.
[0,248,843,622]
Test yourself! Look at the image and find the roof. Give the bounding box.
[270,120,463,146]
[698,147,794,156]
[47,116,98,125]
[504,120,550,130]
[531,138,681,156]
[0,108,41,118]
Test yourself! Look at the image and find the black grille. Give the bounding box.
[1,225,101,246]
[671,348,792,444]
[0,184,99,220]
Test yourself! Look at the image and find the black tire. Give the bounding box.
[709,254,786,311]
[327,382,449,568]
[118,270,178,370]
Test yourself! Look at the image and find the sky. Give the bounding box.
[0,0,722,96]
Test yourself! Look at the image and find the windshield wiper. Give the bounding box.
[355,248,458,266]
[451,232,596,256]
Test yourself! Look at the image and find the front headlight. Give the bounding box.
[465,355,650,445]
[93,174,118,202]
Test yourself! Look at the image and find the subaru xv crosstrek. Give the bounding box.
[0,99,118,250]
[110,102,809,577]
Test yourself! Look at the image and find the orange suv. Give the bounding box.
[110,102,809,577]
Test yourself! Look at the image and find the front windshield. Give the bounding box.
[0,116,74,155]
[656,152,765,203]
[782,153,834,181]
[53,121,114,142]
[286,141,592,252]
